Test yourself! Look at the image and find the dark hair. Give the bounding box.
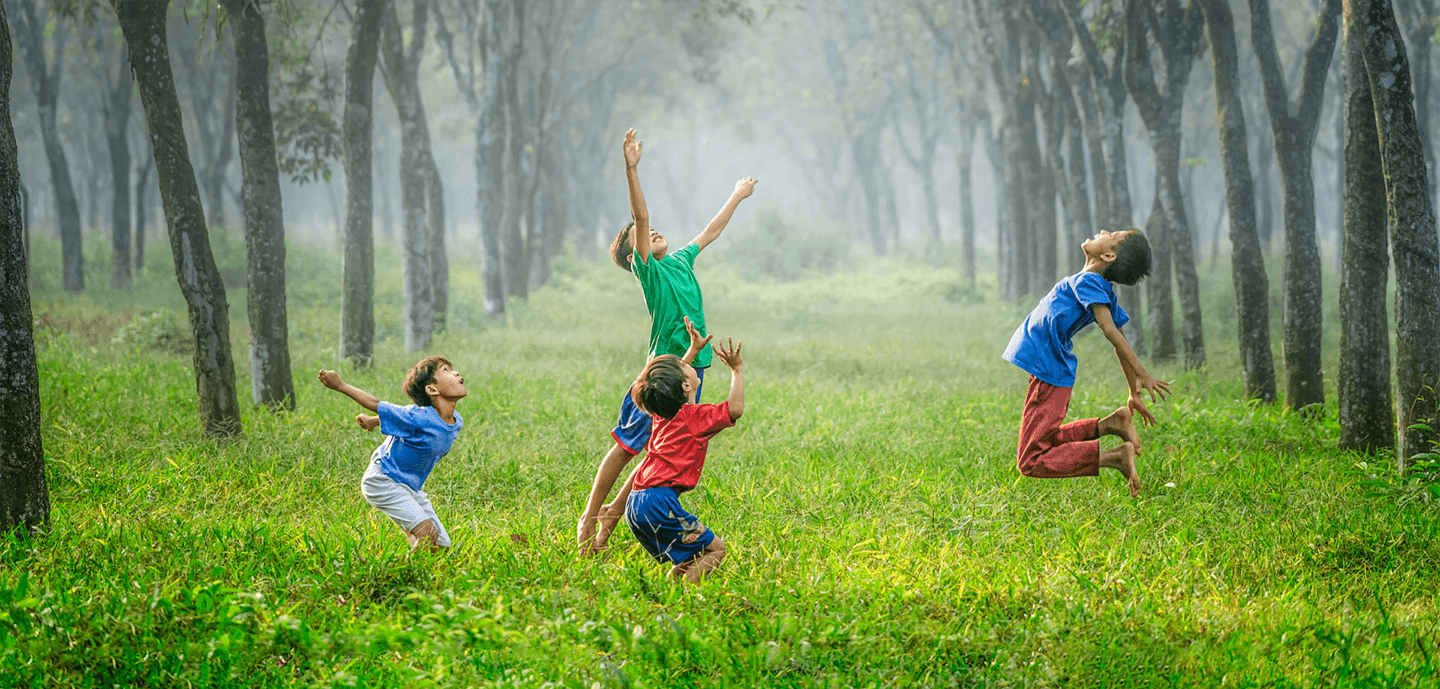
[1104,229,1151,286]
[631,355,689,419]
[403,355,453,407]
[610,222,635,272]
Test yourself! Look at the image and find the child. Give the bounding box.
[623,336,745,583]
[318,357,467,553]
[1001,229,1170,497]
[575,127,757,554]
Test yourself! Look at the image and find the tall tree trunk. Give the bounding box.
[339,0,385,365]
[117,0,242,438]
[0,1,49,534]
[104,58,133,289]
[1250,0,1341,410]
[11,0,82,291]
[379,0,436,351]
[957,124,976,291]
[477,0,507,318]
[1338,17,1394,452]
[425,155,448,332]
[502,0,529,301]
[1351,0,1440,467]
[224,0,294,411]
[1200,0,1277,402]
[134,153,152,273]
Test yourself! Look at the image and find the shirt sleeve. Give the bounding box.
[631,249,651,282]
[675,242,700,269]
[377,401,421,437]
[1074,273,1129,328]
[690,402,736,438]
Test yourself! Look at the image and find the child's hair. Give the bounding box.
[610,222,636,272]
[630,354,689,419]
[1104,229,1152,286]
[402,355,453,407]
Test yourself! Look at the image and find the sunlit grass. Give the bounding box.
[3,235,1436,687]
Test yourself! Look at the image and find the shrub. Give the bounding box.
[111,309,191,355]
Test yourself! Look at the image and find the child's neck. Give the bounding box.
[1081,255,1111,276]
[432,397,458,424]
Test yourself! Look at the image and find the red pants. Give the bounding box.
[1016,377,1100,478]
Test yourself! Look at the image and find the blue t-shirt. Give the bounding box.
[1002,271,1130,387]
[370,401,463,491]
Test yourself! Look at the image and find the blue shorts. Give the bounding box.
[611,366,706,454]
[625,486,716,565]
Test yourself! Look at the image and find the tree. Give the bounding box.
[477,0,509,318]
[1249,0,1342,411]
[1125,0,1206,367]
[8,0,83,292]
[0,0,49,535]
[1338,12,1393,453]
[1349,0,1440,467]
[102,44,133,289]
[1199,0,1277,403]
[222,0,294,411]
[339,0,385,364]
[116,0,242,438]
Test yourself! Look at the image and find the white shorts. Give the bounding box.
[360,462,452,547]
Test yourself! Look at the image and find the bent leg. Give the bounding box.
[1016,377,1100,479]
[671,536,727,584]
[577,441,638,551]
[409,519,444,554]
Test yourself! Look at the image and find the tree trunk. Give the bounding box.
[1351,0,1440,467]
[104,59,133,289]
[0,1,49,535]
[379,0,436,351]
[478,0,508,318]
[1250,0,1341,410]
[117,0,242,438]
[502,0,529,301]
[11,0,82,292]
[1201,0,1277,402]
[339,0,385,365]
[1141,190,1176,361]
[224,0,294,411]
[1338,17,1394,452]
[134,153,152,273]
[957,127,976,291]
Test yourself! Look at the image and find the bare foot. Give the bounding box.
[1101,406,1141,455]
[1099,441,1141,497]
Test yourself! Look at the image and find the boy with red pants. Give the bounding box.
[1001,229,1170,497]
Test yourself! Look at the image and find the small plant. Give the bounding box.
[111,309,191,356]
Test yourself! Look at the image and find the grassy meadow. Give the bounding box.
[4,229,1438,688]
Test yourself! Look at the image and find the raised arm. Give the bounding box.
[1091,305,1170,425]
[318,369,381,413]
[623,129,652,264]
[713,338,745,421]
[680,316,713,365]
[694,178,757,251]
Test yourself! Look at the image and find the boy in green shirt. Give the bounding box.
[576,128,756,555]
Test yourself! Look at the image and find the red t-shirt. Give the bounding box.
[632,402,735,492]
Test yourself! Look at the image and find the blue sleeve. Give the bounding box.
[1073,273,1128,328]
[378,401,421,437]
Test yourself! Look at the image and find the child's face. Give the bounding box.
[426,364,468,401]
[680,362,699,404]
[648,230,669,260]
[1082,229,1134,263]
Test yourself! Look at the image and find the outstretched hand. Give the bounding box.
[684,316,713,352]
[1136,374,1171,405]
[1128,395,1157,427]
[733,177,757,199]
[317,369,344,390]
[714,338,743,371]
[623,128,642,168]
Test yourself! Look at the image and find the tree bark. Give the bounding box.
[104,57,133,289]
[1351,0,1440,467]
[117,0,242,438]
[1250,0,1341,411]
[0,0,49,535]
[1200,0,1277,403]
[223,0,294,411]
[134,153,152,273]
[339,0,385,365]
[1338,15,1394,453]
[502,0,529,301]
[11,0,82,292]
[478,0,508,318]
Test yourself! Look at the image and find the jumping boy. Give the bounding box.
[622,336,745,583]
[1001,228,1170,497]
[575,127,757,554]
[318,357,467,553]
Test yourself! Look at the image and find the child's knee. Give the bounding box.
[706,535,727,557]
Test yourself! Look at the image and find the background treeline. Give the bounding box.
[2,0,1438,534]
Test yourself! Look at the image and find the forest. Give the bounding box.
[0,0,1438,685]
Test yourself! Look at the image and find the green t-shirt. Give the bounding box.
[632,242,712,368]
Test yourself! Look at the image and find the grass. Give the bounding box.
[3,232,1437,687]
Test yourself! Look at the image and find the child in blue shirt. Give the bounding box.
[1002,229,1170,496]
[319,356,467,553]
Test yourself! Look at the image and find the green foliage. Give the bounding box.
[708,205,854,281]
[11,241,1440,687]
[110,309,192,356]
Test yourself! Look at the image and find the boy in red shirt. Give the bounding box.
[620,337,745,584]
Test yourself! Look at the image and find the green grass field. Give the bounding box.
[4,233,1437,687]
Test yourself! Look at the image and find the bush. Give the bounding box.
[111,309,191,355]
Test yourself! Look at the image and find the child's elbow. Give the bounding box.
[729,406,744,422]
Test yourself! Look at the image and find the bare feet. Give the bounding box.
[1100,406,1141,455]
[1100,441,1140,497]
